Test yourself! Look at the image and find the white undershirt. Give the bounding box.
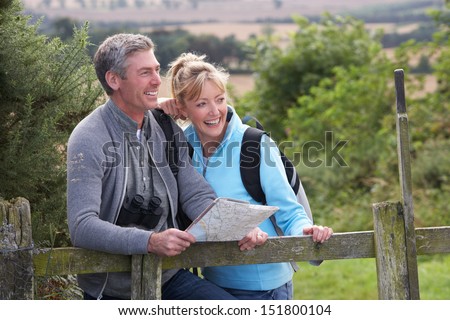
[136,129,142,142]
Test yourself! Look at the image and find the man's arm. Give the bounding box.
[67,124,151,255]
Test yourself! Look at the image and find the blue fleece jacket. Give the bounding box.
[184,106,313,291]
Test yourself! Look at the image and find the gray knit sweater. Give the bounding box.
[67,99,216,298]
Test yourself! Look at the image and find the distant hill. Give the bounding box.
[22,0,419,24]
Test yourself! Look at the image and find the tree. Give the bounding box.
[405,2,450,226]
[236,9,450,231]
[239,14,385,140]
[287,62,397,207]
[0,0,103,244]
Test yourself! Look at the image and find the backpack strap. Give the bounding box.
[280,150,300,194]
[240,126,300,202]
[242,115,300,191]
[188,142,194,159]
[240,127,266,204]
[151,109,179,177]
[242,115,265,131]
[150,109,199,274]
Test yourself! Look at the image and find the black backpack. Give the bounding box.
[240,115,313,222]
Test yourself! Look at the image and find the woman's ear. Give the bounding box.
[105,71,120,91]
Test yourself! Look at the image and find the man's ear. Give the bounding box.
[105,71,120,91]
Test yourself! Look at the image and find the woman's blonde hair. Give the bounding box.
[165,53,229,106]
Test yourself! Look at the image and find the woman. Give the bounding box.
[160,53,333,300]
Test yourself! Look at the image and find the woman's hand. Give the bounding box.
[238,227,268,251]
[303,225,333,243]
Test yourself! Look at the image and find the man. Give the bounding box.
[67,33,264,300]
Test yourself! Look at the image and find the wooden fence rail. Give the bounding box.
[1,69,449,300]
[1,197,449,300]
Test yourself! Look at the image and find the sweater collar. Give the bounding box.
[106,99,149,139]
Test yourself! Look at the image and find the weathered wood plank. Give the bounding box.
[33,231,375,276]
[131,255,143,299]
[0,198,34,299]
[131,255,162,300]
[373,201,410,300]
[32,227,448,277]
[416,227,450,255]
[33,247,131,276]
[144,255,162,300]
[162,231,375,269]
[395,68,420,299]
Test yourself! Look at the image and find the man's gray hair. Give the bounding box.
[94,33,155,96]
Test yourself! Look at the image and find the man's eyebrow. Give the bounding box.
[138,65,160,71]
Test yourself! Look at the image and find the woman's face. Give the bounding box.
[183,80,228,146]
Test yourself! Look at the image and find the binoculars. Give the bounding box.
[117,194,164,228]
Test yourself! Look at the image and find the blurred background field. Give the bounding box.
[21,0,422,23]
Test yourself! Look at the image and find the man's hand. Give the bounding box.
[303,225,333,243]
[147,228,196,257]
[238,227,268,251]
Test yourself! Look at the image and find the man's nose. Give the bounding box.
[151,73,161,86]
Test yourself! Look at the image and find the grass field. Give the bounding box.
[293,254,450,300]
[22,0,415,23]
[147,21,421,42]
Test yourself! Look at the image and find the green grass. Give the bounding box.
[293,254,450,300]
[417,254,450,299]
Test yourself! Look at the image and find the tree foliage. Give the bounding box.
[236,8,449,231]
[238,14,385,140]
[0,0,103,244]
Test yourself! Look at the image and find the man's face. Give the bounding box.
[110,49,162,119]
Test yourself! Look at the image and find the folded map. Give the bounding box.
[186,198,279,241]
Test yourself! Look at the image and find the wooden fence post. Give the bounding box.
[373,201,417,299]
[394,69,420,299]
[131,254,162,300]
[0,197,34,299]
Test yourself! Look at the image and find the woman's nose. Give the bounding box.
[208,102,220,115]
